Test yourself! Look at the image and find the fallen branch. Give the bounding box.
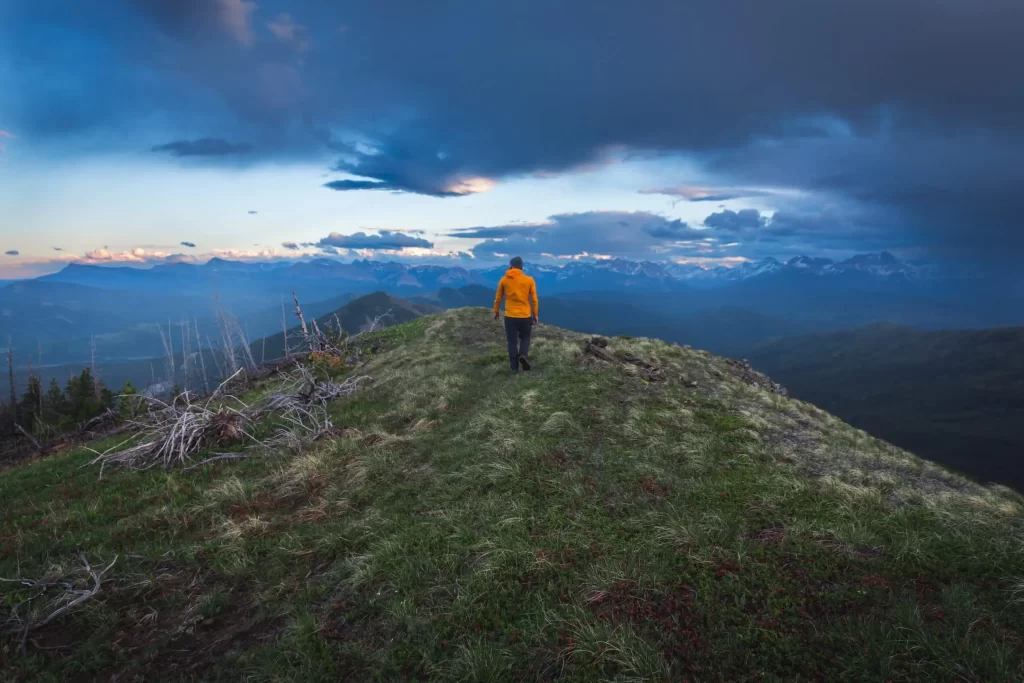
[13,423,44,454]
[77,409,118,436]
[88,364,369,473]
[0,554,118,651]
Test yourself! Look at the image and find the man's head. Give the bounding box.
[509,256,524,270]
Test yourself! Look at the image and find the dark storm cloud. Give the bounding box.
[323,179,467,197]
[5,0,1024,262]
[152,139,252,157]
[702,206,906,259]
[4,250,18,256]
[281,241,300,250]
[704,210,766,234]
[317,231,434,250]
[453,211,712,260]
[180,241,197,248]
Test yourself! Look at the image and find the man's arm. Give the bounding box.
[530,281,539,322]
[493,279,505,319]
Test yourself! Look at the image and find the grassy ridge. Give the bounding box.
[2,309,1023,681]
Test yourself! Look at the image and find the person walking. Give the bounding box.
[493,256,539,373]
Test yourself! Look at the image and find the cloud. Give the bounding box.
[703,209,767,234]
[452,211,713,261]
[134,0,256,45]
[323,175,496,198]
[267,13,309,51]
[0,130,12,155]
[248,210,258,214]
[281,241,300,250]
[82,247,171,263]
[4,250,18,256]
[317,230,434,250]
[701,205,904,259]
[152,138,252,157]
[7,1,1024,264]
[180,241,197,248]
[640,185,774,202]
[52,246,64,252]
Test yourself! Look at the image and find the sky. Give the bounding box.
[1,0,1023,278]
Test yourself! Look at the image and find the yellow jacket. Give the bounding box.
[494,268,539,319]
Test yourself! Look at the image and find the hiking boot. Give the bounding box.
[518,355,531,371]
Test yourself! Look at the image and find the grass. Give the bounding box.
[2,309,1023,681]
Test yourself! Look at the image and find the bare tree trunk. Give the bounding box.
[234,319,258,372]
[158,324,173,382]
[7,339,16,427]
[292,290,309,338]
[180,320,191,391]
[214,296,238,375]
[195,318,210,394]
[208,336,225,380]
[281,296,289,357]
[167,319,176,378]
[90,334,102,398]
[292,290,312,352]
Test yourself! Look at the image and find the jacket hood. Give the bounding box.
[505,268,525,277]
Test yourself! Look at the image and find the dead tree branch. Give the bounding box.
[195,318,210,394]
[0,554,118,650]
[13,422,43,453]
[87,364,366,473]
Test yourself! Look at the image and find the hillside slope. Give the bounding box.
[748,323,1024,490]
[2,310,1022,681]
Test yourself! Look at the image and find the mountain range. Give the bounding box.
[33,251,949,296]
[3,250,1021,370]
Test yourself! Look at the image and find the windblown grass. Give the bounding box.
[2,310,1022,681]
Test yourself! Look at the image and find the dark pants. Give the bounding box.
[504,316,533,371]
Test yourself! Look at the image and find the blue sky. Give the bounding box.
[2,0,1022,278]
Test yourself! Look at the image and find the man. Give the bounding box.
[493,256,539,373]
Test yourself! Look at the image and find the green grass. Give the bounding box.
[2,308,1023,681]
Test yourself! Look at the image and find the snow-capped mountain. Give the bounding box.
[39,251,939,300]
[660,252,935,287]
